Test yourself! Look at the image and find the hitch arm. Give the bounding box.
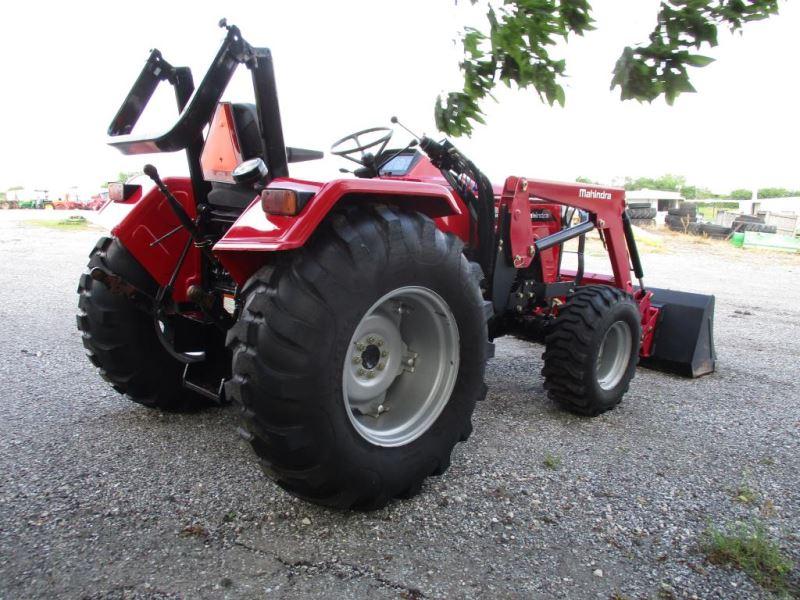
[89,266,155,314]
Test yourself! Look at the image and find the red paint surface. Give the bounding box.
[635,289,660,358]
[111,177,200,303]
[104,154,659,357]
[214,177,465,252]
[504,176,632,292]
[213,177,470,281]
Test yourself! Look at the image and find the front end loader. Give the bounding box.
[78,21,715,509]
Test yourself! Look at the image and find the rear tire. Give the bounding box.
[627,207,656,219]
[666,214,696,231]
[734,214,764,224]
[77,237,211,411]
[701,223,732,239]
[226,206,488,509]
[733,221,776,234]
[542,286,641,416]
[687,222,703,235]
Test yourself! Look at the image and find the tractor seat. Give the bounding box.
[207,103,321,210]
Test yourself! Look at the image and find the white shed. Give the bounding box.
[625,189,685,212]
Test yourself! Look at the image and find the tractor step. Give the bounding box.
[181,363,225,403]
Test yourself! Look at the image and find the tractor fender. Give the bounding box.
[102,177,202,303]
[213,177,468,285]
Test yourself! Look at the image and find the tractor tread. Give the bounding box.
[541,285,641,416]
[76,236,210,411]
[226,205,487,510]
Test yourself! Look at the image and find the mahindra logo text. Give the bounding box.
[579,188,612,200]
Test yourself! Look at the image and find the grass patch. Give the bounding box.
[26,216,90,231]
[542,453,561,470]
[701,521,794,593]
[760,499,776,519]
[222,510,236,523]
[734,482,759,504]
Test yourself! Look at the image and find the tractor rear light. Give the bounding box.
[261,189,301,216]
[108,182,142,202]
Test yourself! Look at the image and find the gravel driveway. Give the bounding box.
[0,211,798,599]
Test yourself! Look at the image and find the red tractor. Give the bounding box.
[78,22,715,509]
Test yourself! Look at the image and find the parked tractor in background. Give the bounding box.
[4,188,51,209]
[85,192,109,211]
[77,22,715,509]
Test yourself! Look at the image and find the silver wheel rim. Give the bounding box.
[595,320,632,390]
[342,286,460,447]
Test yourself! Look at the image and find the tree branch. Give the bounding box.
[440,0,781,136]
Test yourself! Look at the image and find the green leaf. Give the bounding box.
[685,54,715,67]
[440,0,780,136]
[554,84,566,107]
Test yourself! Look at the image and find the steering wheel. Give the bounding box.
[331,127,393,166]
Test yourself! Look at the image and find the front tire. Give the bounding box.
[542,285,641,416]
[226,206,488,509]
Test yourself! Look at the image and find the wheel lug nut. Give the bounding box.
[381,350,388,357]
[356,343,365,351]
[366,371,375,379]
[377,339,383,347]
[352,356,361,364]
[357,368,365,376]
[377,363,385,371]
[367,336,375,344]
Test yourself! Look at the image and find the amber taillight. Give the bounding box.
[260,189,301,216]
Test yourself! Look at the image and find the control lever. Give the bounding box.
[390,116,421,140]
[143,164,218,265]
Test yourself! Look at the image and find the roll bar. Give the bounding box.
[107,22,292,192]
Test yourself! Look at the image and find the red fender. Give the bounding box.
[213,177,469,284]
[109,177,201,303]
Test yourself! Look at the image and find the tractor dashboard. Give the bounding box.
[378,150,422,177]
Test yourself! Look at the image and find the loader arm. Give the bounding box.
[499,176,633,292]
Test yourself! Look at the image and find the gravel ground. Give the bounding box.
[0,210,798,599]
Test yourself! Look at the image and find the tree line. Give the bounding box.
[575,174,799,200]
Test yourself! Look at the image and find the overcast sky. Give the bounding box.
[1,0,797,195]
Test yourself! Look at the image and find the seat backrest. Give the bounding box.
[230,103,264,161]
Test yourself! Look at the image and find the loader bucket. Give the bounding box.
[639,287,716,378]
